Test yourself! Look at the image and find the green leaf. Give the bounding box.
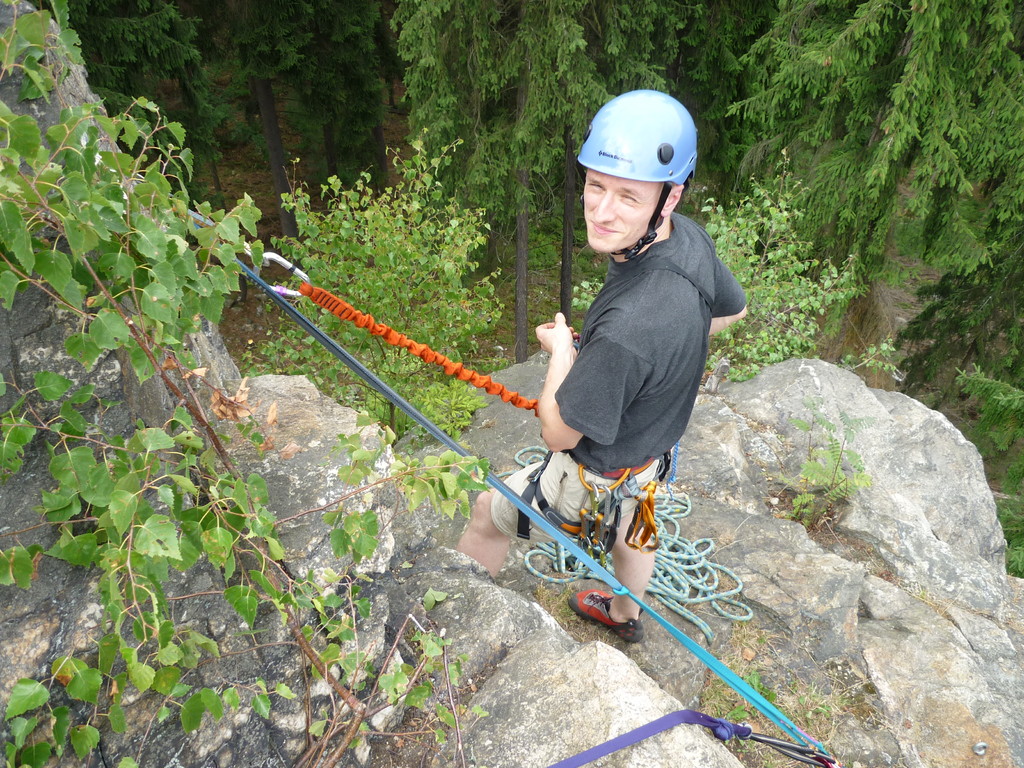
[127,662,155,692]
[251,693,271,719]
[65,331,102,367]
[435,703,456,728]
[274,682,296,700]
[19,740,51,768]
[117,759,140,768]
[0,545,38,589]
[200,687,223,721]
[5,679,48,719]
[33,371,74,401]
[131,216,167,263]
[135,514,181,560]
[49,530,97,566]
[221,687,240,711]
[224,584,258,628]
[33,248,73,295]
[6,114,41,159]
[201,526,234,567]
[63,217,100,258]
[0,269,20,308]
[108,489,139,535]
[0,200,33,273]
[141,281,176,323]
[180,693,205,732]
[152,666,181,695]
[70,724,100,758]
[67,667,102,703]
[9,715,38,749]
[89,309,131,350]
[15,10,47,47]
[423,588,448,611]
[108,702,127,733]
[52,706,70,748]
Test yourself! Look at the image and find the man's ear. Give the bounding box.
[661,183,685,217]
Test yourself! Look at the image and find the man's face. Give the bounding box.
[582,169,667,256]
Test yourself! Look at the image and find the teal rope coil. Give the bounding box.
[514,447,752,641]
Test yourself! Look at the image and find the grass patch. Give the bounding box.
[699,622,853,768]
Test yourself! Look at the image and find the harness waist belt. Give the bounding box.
[577,456,657,479]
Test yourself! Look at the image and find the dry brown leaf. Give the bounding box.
[266,400,279,428]
[234,377,250,402]
[210,388,253,421]
[184,366,208,380]
[279,441,302,460]
[741,647,757,662]
[259,436,276,451]
[161,355,176,371]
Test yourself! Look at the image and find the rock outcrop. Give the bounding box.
[377,356,1022,768]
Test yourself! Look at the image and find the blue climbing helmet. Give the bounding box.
[578,91,698,259]
[578,90,698,185]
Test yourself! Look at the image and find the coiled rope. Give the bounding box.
[514,447,752,641]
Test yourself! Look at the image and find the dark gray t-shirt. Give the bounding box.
[556,213,746,473]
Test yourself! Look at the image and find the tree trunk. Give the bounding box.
[249,76,297,238]
[561,123,576,324]
[323,121,338,180]
[514,167,530,363]
[372,122,388,190]
[513,54,530,363]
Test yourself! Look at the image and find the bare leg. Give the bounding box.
[456,491,511,577]
[607,536,655,622]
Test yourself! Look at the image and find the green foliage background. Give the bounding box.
[0,4,490,765]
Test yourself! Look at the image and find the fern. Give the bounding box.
[785,398,872,527]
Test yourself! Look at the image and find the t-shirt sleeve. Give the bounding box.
[711,257,746,318]
[555,338,650,446]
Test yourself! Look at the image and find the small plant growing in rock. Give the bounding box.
[785,398,872,527]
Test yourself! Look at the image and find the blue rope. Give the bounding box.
[237,259,831,756]
[515,448,752,640]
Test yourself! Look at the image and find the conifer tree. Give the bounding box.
[662,0,775,187]
[287,0,388,186]
[956,369,1024,494]
[66,0,221,176]
[737,0,1024,284]
[395,0,671,358]
[228,0,316,238]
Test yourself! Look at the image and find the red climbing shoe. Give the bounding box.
[569,589,644,643]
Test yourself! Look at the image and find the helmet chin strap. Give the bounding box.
[613,184,673,261]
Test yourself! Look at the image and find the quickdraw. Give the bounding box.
[546,709,842,768]
[575,464,660,556]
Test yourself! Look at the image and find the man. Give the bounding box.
[457,90,747,642]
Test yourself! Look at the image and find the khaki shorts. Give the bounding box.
[490,451,662,542]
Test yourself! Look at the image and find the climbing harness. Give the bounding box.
[514,449,661,566]
[233,252,841,767]
[512,447,751,642]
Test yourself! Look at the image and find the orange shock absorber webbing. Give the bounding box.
[298,283,539,415]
